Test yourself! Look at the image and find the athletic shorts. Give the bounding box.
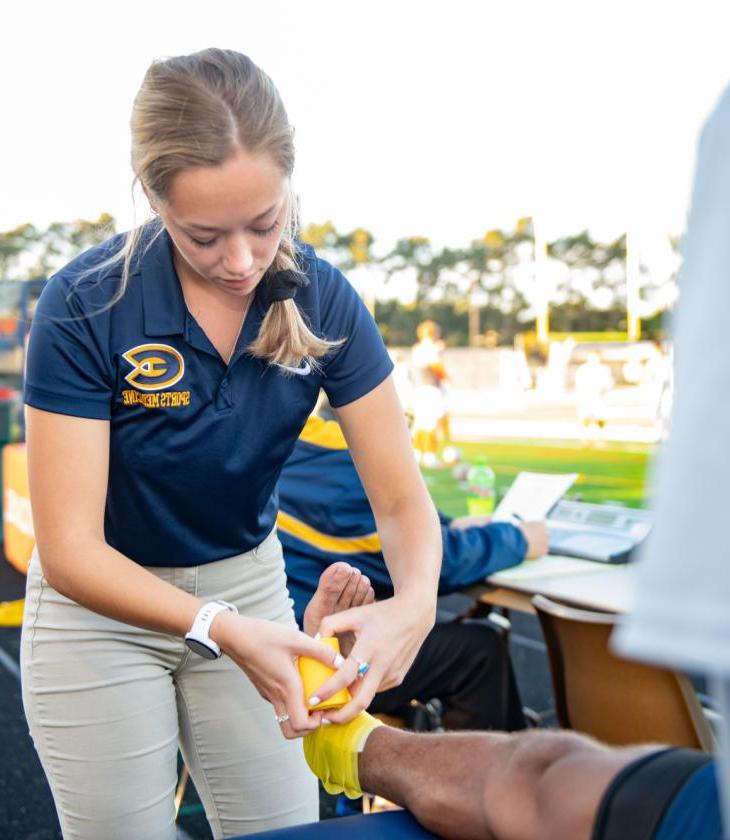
[592,747,722,840]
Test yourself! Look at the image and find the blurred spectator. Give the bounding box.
[574,351,614,440]
[411,320,450,465]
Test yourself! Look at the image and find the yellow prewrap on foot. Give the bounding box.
[303,711,384,799]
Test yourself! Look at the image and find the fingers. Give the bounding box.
[297,634,346,670]
[318,605,364,640]
[304,654,360,707]
[281,689,322,738]
[304,649,390,723]
[274,687,326,740]
[321,660,379,724]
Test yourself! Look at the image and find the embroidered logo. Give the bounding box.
[276,360,312,377]
[122,343,185,391]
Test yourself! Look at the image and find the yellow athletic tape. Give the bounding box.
[303,711,384,798]
[0,598,24,627]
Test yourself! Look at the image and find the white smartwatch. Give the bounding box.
[184,600,238,660]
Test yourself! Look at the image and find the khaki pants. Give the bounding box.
[20,531,318,839]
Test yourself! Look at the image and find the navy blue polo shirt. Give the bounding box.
[25,226,393,567]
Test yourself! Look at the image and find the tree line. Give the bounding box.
[0,214,675,346]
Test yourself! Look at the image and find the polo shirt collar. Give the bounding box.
[137,227,312,343]
[139,226,187,337]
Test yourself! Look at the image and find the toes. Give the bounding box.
[318,562,353,593]
[335,569,362,611]
[352,575,371,607]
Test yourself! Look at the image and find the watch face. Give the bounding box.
[185,637,219,660]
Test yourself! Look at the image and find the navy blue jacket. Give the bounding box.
[278,416,527,624]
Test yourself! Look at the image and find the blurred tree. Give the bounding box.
[374,299,470,347]
[380,235,434,285]
[30,213,117,278]
[0,223,41,279]
[299,220,338,251]
[2,212,675,346]
[301,221,376,271]
[547,230,627,313]
[405,221,534,345]
[302,221,378,311]
[0,214,117,280]
[348,228,372,265]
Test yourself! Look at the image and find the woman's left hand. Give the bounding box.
[309,593,435,724]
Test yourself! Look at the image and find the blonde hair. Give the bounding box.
[102,48,341,368]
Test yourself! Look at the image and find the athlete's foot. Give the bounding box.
[303,562,375,638]
[303,710,385,798]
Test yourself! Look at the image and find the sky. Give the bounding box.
[3,0,730,255]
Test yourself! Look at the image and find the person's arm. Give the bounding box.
[434,518,549,591]
[437,521,528,590]
[314,376,441,721]
[27,407,342,738]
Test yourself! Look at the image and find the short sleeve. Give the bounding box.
[24,276,114,420]
[316,261,394,408]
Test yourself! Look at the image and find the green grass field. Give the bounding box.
[424,439,656,518]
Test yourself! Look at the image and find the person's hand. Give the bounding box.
[305,594,436,725]
[519,520,549,558]
[210,611,344,739]
[450,514,492,530]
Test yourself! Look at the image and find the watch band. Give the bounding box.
[184,599,238,660]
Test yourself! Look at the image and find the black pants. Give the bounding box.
[369,619,527,732]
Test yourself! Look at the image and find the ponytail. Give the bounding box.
[248,298,340,370]
[247,199,343,371]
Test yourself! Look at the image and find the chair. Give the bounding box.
[532,594,717,751]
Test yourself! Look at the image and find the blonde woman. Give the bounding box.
[21,49,440,839]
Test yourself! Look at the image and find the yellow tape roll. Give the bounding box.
[298,636,351,711]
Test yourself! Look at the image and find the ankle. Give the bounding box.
[303,711,385,798]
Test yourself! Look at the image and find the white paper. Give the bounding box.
[493,471,577,522]
[489,554,614,581]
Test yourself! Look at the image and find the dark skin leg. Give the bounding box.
[358,726,659,840]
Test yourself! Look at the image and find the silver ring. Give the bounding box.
[356,661,370,679]
[275,713,290,724]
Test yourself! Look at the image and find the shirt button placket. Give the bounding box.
[216,376,233,411]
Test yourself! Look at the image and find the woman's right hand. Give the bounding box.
[210,611,344,739]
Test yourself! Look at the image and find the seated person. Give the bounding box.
[252,570,722,840]
[278,404,548,731]
[298,711,721,840]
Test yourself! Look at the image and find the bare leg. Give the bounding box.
[306,716,658,840]
[358,726,657,840]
